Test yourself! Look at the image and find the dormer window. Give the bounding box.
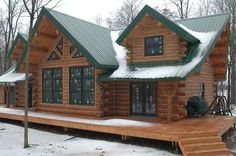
[144,35,164,56]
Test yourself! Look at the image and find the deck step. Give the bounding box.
[179,136,222,145]
[183,142,226,151]
[185,148,230,156]
[179,132,217,138]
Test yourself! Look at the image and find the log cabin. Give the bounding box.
[6,5,229,120]
[0,5,234,156]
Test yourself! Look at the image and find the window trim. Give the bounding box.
[69,66,95,106]
[144,35,164,56]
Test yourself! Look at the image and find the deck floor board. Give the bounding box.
[0,107,235,155]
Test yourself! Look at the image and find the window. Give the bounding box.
[72,50,83,58]
[56,37,63,55]
[69,45,83,58]
[47,36,63,61]
[42,68,62,104]
[69,66,94,105]
[131,82,156,116]
[145,35,164,56]
[48,51,60,60]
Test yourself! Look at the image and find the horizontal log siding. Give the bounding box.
[16,35,104,117]
[185,60,215,106]
[15,64,38,108]
[127,16,186,64]
[158,81,186,120]
[0,86,4,104]
[105,82,130,116]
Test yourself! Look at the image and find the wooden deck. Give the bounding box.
[0,107,235,156]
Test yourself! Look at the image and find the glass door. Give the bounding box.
[131,82,157,116]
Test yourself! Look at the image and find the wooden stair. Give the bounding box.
[179,136,231,156]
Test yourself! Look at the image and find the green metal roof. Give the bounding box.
[8,33,28,71]
[8,33,28,58]
[176,13,230,32]
[12,7,119,69]
[116,5,200,45]
[34,7,118,68]
[98,12,230,82]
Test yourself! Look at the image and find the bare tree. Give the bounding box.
[22,0,62,148]
[169,0,192,19]
[225,0,236,105]
[212,0,228,13]
[197,0,212,16]
[93,14,104,26]
[0,0,25,72]
[155,6,176,20]
[107,0,143,30]
[213,0,236,105]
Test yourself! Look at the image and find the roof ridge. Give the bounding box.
[175,12,230,22]
[45,7,111,31]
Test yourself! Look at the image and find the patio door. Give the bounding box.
[131,82,157,116]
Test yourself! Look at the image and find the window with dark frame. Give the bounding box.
[69,66,95,105]
[144,35,164,56]
[42,68,62,104]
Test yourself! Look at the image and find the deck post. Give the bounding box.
[4,83,9,108]
[162,83,177,121]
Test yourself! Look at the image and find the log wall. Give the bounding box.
[104,59,215,120]
[0,86,5,104]
[16,35,104,117]
[185,59,215,106]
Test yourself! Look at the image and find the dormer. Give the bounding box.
[116,5,199,64]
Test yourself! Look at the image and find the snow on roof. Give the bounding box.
[0,65,26,83]
[110,30,128,77]
[108,25,217,80]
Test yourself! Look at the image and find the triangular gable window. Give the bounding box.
[69,45,83,58]
[56,37,63,55]
[48,51,60,60]
[69,46,75,55]
[72,50,83,58]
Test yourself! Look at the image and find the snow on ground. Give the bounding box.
[0,122,179,156]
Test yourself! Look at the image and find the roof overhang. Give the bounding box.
[0,65,26,84]
[8,33,28,59]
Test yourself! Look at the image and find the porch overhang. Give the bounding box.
[0,65,28,84]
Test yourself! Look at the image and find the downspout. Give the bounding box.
[112,81,116,116]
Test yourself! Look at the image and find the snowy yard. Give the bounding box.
[0,122,179,156]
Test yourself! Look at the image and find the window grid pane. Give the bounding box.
[69,66,95,105]
[42,68,62,104]
[145,36,164,56]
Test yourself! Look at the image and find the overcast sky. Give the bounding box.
[54,0,165,22]
[0,0,166,24]
[0,0,181,33]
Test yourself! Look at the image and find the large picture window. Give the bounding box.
[42,68,62,104]
[145,35,164,56]
[69,66,95,105]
